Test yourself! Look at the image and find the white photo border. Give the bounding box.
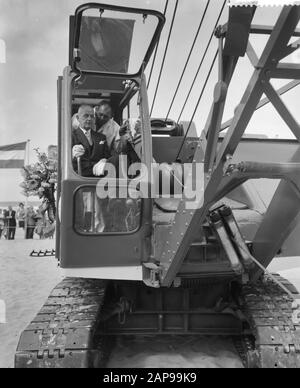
[229,0,300,6]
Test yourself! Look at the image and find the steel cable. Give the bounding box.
[150,0,179,116]
[147,0,170,89]
[176,49,218,160]
[165,0,211,121]
[177,0,226,124]
[186,49,218,135]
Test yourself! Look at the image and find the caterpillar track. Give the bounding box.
[239,275,300,368]
[14,275,300,368]
[15,278,113,368]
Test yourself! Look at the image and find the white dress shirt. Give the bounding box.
[80,127,93,146]
[97,119,120,150]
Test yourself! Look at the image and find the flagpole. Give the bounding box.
[26,139,30,166]
[24,139,30,239]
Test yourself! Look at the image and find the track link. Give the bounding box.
[241,274,300,368]
[15,278,112,368]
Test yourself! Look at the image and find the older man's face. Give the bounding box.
[77,106,95,131]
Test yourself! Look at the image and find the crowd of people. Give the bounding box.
[0,203,55,240]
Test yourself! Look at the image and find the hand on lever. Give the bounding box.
[72,145,85,159]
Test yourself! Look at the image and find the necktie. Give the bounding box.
[85,130,93,146]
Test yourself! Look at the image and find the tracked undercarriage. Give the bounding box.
[15,278,111,368]
[15,275,300,368]
[240,275,300,368]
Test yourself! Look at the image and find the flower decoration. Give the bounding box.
[20,148,58,222]
[28,179,39,191]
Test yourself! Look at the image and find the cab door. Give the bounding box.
[59,67,153,280]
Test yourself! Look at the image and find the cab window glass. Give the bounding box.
[74,187,142,234]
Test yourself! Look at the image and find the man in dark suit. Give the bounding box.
[4,206,16,240]
[72,105,114,232]
[72,105,111,177]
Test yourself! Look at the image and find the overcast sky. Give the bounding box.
[0,0,299,202]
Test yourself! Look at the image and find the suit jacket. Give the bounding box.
[4,210,16,227]
[72,128,111,177]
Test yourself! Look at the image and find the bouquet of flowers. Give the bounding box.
[20,149,57,223]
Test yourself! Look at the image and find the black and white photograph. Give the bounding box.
[0,0,300,372]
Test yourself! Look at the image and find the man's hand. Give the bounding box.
[123,132,133,143]
[119,124,133,144]
[120,122,133,140]
[119,122,130,137]
[72,145,85,159]
[93,159,107,177]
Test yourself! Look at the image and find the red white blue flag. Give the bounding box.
[0,142,27,169]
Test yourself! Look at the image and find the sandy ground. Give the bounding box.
[0,235,62,368]
[0,233,299,368]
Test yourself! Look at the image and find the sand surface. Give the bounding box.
[0,235,299,368]
[0,237,62,368]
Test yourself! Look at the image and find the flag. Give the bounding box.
[0,142,27,169]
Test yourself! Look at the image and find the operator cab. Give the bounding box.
[57,3,166,278]
[68,4,169,175]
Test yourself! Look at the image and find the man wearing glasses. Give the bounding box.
[95,101,121,152]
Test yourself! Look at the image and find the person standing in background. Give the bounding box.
[25,206,36,240]
[0,209,4,239]
[4,206,16,240]
[17,203,26,229]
